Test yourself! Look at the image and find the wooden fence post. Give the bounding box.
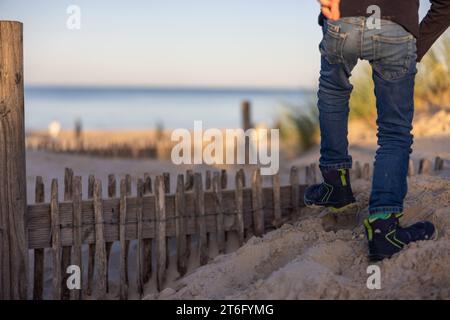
[194,173,208,266]
[242,100,252,131]
[119,179,128,300]
[235,171,245,245]
[86,174,95,296]
[155,176,167,292]
[213,173,226,254]
[290,166,300,220]
[419,159,431,175]
[175,174,188,277]
[71,176,82,300]
[136,179,145,297]
[61,168,73,300]
[50,179,61,300]
[272,174,282,228]
[0,20,28,300]
[251,169,265,237]
[408,159,415,177]
[105,174,116,293]
[94,179,107,298]
[33,177,45,300]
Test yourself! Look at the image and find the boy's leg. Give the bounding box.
[317,52,355,170]
[363,22,435,261]
[304,18,359,210]
[368,28,417,216]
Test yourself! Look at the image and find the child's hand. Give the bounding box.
[317,0,341,21]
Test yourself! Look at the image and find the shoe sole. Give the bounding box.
[304,195,357,213]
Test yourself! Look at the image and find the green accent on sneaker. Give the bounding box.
[368,212,404,223]
[338,169,347,187]
[321,183,333,203]
[385,229,407,249]
[364,219,373,241]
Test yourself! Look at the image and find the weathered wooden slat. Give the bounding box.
[119,179,128,300]
[362,163,371,180]
[164,173,171,270]
[136,179,144,297]
[213,172,226,254]
[61,168,73,300]
[26,185,307,249]
[235,171,245,245]
[105,174,116,293]
[272,174,282,228]
[194,173,208,266]
[252,169,264,236]
[185,170,194,262]
[309,164,318,184]
[238,168,246,187]
[408,159,415,177]
[419,159,431,175]
[33,176,45,300]
[144,173,152,194]
[435,157,444,171]
[163,172,170,193]
[142,173,152,283]
[290,166,300,220]
[94,180,107,298]
[51,179,61,300]
[185,170,194,191]
[0,20,28,301]
[354,161,362,179]
[175,174,188,277]
[125,174,132,195]
[86,174,95,296]
[205,171,212,190]
[155,176,167,292]
[108,174,117,198]
[71,176,82,300]
[221,169,228,189]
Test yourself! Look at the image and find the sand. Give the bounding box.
[140,111,450,300]
[143,174,450,300]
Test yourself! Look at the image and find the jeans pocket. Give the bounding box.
[372,34,416,80]
[319,21,347,65]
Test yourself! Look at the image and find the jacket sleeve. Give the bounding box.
[417,0,450,62]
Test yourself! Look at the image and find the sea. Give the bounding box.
[24,86,314,131]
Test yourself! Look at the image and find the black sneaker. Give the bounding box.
[304,168,356,212]
[363,213,436,261]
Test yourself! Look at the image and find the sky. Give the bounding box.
[0,0,432,89]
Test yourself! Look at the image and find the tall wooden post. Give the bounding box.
[241,100,252,131]
[242,101,252,164]
[0,21,28,300]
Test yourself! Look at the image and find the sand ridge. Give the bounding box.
[145,175,450,300]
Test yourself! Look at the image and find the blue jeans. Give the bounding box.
[317,17,417,216]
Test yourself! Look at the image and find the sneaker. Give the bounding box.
[304,168,356,211]
[364,213,436,261]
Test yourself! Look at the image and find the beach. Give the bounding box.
[25,110,450,300]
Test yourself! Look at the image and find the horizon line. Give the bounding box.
[25,84,314,93]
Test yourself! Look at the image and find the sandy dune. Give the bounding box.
[144,174,450,300]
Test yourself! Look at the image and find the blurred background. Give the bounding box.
[0,0,448,166]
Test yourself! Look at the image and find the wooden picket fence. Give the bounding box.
[27,167,309,300]
[27,156,445,300]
